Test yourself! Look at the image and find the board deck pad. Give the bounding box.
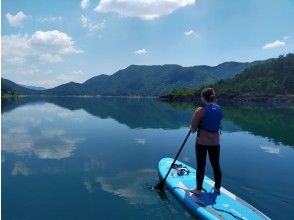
[158,158,271,220]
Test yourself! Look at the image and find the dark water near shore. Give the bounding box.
[2,97,294,219]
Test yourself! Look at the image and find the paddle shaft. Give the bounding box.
[162,129,192,182]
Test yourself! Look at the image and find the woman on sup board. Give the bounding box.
[190,88,222,195]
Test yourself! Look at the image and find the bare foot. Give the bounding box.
[213,187,221,194]
[190,189,202,195]
[214,187,220,192]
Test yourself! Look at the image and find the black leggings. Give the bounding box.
[196,144,222,190]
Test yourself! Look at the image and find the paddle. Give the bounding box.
[154,129,192,191]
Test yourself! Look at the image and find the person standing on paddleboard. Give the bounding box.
[189,88,222,195]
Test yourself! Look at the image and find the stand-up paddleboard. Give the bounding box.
[158,158,270,220]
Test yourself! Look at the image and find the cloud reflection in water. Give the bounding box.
[2,103,84,160]
[96,169,158,205]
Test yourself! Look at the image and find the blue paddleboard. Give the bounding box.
[158,158,270,220]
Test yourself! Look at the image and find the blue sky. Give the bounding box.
[2,0,294,88]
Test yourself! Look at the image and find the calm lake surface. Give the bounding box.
[2,97,294,220]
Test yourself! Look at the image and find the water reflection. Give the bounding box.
[2,97,193,129]
[84,179,96,193]
[2,97,294,147]
[2,102,84,160]
[260,145,281,154]
[11,161,31,176]
[134,138,146,145]
[96,169,158,205]
[2,97,294,220]
[223,105,294,146]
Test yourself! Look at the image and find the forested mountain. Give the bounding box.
[1,78,39,96]
[78,62,252,96]
[164,54,294,100]
[214,54,294,96]
[2,61,253,96]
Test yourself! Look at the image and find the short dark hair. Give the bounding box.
[201,88,215,102]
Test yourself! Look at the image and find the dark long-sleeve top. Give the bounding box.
[190,107,220,146]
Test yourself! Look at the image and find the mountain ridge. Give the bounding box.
[1,60,258,96]
[160,54,294,102]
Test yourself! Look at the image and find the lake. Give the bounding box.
[2,97,294,220]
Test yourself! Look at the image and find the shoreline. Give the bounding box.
[1,94,158,100]
[159,94,294,104]
[2,94,294,104]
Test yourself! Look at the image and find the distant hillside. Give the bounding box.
[1,61,255,97]
[214,54,294,96]
[161,54,294,102]
[78,62,253,96]
[44,82,84,96]
[1,78,39,96]
[20,84,46,90]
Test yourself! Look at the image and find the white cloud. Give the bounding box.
[81,15,88,26]
[81,0,90,9]
[29,30,83,54]
[2,31,82,83]
[2,34,30,64]
[37,16,62,23]
[17,70,86,87]
[134,48,147,55]
[80,15,105,32]
[39,53,63,63]
[95,0,196,20]
[263,40,286,49]
[2,65,41,77]
[40,53,63,63]
[20,80,59,88]
[6,11,27,27]
[184,29,194,36]
[184,29,200,38]
[8,69,86,88]
[57,70,86,83]
[20,65,41,75]
[4,57,26,65]
[2,30,82,65]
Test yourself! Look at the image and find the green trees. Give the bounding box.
[168,53,294,97]
[1,62,252,97]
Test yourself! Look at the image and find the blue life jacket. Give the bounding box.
[199,103,222,132]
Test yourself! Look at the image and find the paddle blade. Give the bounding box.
[153,179,166,192]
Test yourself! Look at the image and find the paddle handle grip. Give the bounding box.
[163,129,192,181]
